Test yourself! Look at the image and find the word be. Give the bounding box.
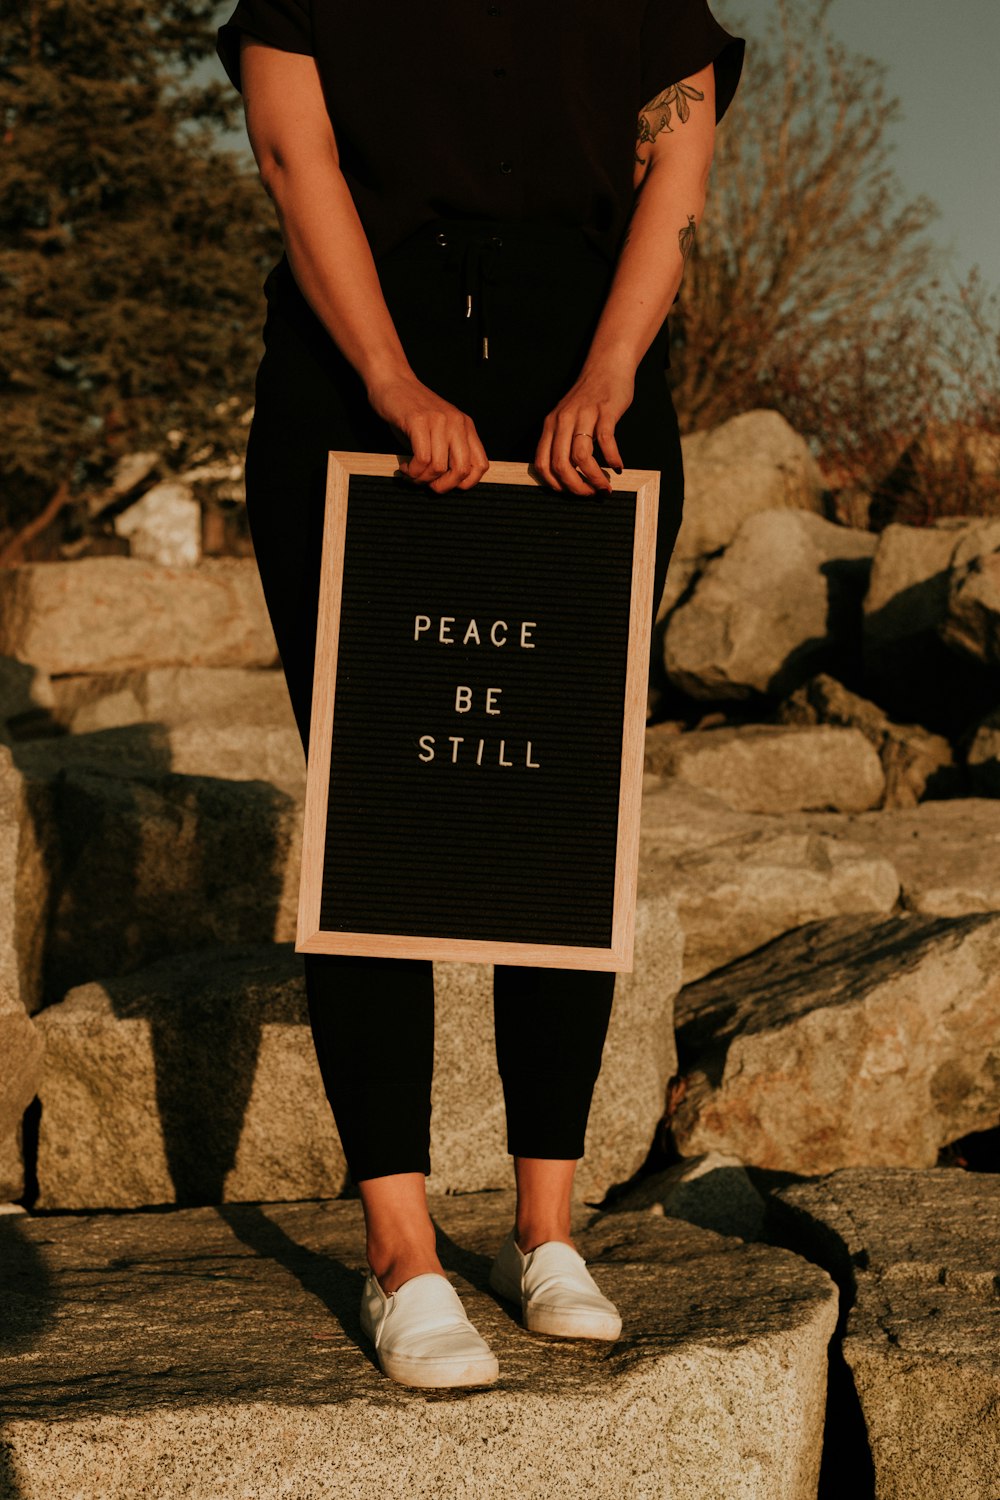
[417,736,541,768]
[413,616,537,648]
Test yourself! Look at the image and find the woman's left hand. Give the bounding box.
[532,363,635,494]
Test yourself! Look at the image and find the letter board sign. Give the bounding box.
[295,452,659,971]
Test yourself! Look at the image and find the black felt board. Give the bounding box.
[318,473,637,947]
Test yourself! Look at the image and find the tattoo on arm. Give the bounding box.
[635,80,705,164]
[679,213,697,262]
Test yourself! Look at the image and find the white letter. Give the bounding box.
[498,739,513,767]
[417,735,435,761]
[476,738,485,765]
[454,685,472,713]
[414,615,431,641]
[463,618,482,645]
[485,687,502,715]
[448,736,464,762]
[521,621,536,648]
[439,616,455,644]
[490,619,508,647]
[526,741,540,768]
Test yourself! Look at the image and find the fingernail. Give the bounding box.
[613,465,623,474]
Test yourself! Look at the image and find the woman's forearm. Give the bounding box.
[583,63,717,379]
[582,152,711,379]
[261,152,414,392]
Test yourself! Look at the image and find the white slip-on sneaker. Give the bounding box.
[359,1269,500,1389]
[489,1228,622,1341]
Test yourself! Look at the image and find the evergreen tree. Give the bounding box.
[0,0,280,540]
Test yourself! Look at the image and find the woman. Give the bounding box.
[216,0,745,1391]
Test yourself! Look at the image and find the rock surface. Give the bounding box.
[25,765,301,1006]
[34,944,349,1210]
[674,409,827,561]
[0,1191,838,1500]
[49,664,296,735]
[862,520,995,732]
[33,895,683,1210]
[777,673,956,808]
[796,798,1000,917]
[113,480,202,567]
[644,722,885,813]
[670,912,1000,1172]
[940,519,1000,668]
[15,720,306,796]
[611,1150,767,1240]
[772,1166,1000,1500]
[0,557,278,675]
[639,784,899,983]
[664,510,877,701]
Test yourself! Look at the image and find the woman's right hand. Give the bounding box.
[366,371,490,493]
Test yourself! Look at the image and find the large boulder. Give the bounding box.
[966,707,1000,796]
[0,746,48,1200]
[773,1167,1000,1500]
[16,721,305,798]
[0,1194,838,1500]
[0,654,56,741]
[639,784,899,983]
[940,519,1000,669]
[794,798,1000,917]
[34,892,683,1209]
[644,722,885,813]
[862,520,995,732]
[664,510,877,701]
[611,1149,768,1240]
[777,672,956,807]
[34,944,348,1210]
[0,557,278,675]
[112,480,202,567]
[31,766,301,1006]
[673,409,827,561]
[670,912,1000,1172]
[47,664,296,736]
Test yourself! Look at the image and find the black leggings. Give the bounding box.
[242,217,685,1183]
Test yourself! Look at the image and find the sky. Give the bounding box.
[208,0,1000,297]
[723,0,1000,295]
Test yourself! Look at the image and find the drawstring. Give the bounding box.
[438,229,503,360]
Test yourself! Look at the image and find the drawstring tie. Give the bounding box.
[435,229,504,360]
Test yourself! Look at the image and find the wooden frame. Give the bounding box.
[295,451,659,971]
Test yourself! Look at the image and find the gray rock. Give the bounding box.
[862,520,994,731]
[34,944,348,1210]
[612,1150,767,1240]
[778,672,956,808]
[0,1113,25,1203]
[0,1192,838,1500]
[47,664,296,735]
[645,722,885,813]
[966,707,1000,795]
[639,784,899,983]
[0,557,278,674]
[15,720,305,797]
[664,509,877,701]
[670,912,1000,1173]
[674,409,827,561]
[34,893,682,1210]
[941,520,1000,668]
[28,766,301,1006]
[773,1166,1000,1500]
[793,798,1000,917]
[0,654,56,740]
[113,481,202,567]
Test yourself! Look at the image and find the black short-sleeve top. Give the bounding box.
[216,0,746,267]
